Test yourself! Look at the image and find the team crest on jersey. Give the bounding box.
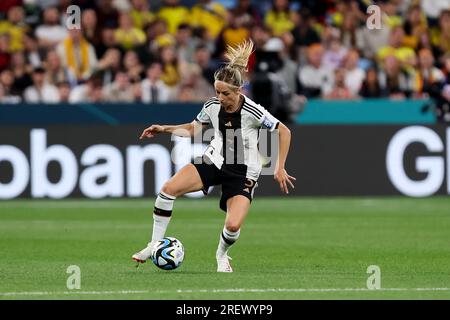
[262,116,274,129]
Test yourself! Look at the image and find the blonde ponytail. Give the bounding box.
[214,40,254,89]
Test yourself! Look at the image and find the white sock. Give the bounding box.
[151,191,176,243]
[216,227,240,258]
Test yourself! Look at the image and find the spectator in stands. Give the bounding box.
[35,7,68,50]
[339,12,363,50]
[56,28,98,83]
[378,54,412,99]
[359,66,383,98]
[96,0,120,29]
[141,62,172,103]
[264,36,298,96]
[323,67,357,100]
[264,0,295,37]
[175,24,195,64]
[231,0,262,28]
[44,50,72,87]
[57,80,71,103]
[34,0,60,10]
[421,0,450,26]
[130,0,155,30]
[0,6,28,52]
[192,26,216,55]
[343,49,365,96]
[430,10,450,58]
[103,71,135,103]
[114,12,147,51]
[193,44,218,86]
[190,0,228,40]
[0,0,447,113]
[0,33,12,72]
[298,44,333,98]
[123,50,145,83]
[416,26,440,62]
[22,32,42,67]
[251,46,302,122]
[95,25,117,60]
[322,27,348,71]
[217,12,250,51]
[146,19,172,57]
[0,0,22,18]
[414,48,445,98]
[81,9,102,50]
[377,26,415,67]
[69,71,104,103]
[157,0,190,35]
[356,9,390,60]
[291,9,320,62]
[380,0,403,28]
[9,51,32,94]
[250,24,271,52]
[0,69,21,103]
[402,5,428,50]
[328,0,348,28]
[24,66,60,103]
[159,44,182,91]
[95,48,122,87]
[175,63,215,102]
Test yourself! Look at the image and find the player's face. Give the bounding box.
[214,80,240,109]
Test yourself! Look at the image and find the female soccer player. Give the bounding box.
[132,40,295,272]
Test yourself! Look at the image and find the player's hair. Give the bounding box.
[214,40,254,89]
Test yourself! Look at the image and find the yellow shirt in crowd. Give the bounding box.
[264,10,295,36]
[158,6,191,35]
[190,2,228,39]
[114,28,147,50]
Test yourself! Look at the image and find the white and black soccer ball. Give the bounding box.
[150,237,184,270]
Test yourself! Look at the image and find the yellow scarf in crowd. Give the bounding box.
[63,37,89,79]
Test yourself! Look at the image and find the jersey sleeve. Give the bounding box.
[195,100,213,124]
[247,104,280,132]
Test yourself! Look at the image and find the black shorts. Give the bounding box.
[193,157,258,212]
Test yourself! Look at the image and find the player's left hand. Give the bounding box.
[274,168,296,194]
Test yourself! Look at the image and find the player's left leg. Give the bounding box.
[216,195,251,272]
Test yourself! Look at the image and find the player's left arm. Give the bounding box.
[274,122,296,194]
[256,104,296,194]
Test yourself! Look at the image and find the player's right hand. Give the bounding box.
[139,125,165,139]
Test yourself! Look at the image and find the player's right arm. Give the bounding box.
[140,97,213,139]
[139,120,203,139]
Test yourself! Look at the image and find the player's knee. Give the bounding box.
[225,221,241,233]
[161,182,179,198]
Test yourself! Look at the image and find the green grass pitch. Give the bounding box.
[1,197,449,300]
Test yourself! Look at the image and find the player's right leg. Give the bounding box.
[132,163,204,263]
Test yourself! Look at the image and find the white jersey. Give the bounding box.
[195,94,280,181]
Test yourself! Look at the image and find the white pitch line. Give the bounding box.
[1,288,450,297]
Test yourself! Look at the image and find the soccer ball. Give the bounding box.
[150,237,184,270]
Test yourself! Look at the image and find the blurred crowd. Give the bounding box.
[0,0,450,122]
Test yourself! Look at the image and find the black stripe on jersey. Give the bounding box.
[218,103,247,176]
[204,97,219,108]
[243,106,262,120]
[243,102,263,118]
